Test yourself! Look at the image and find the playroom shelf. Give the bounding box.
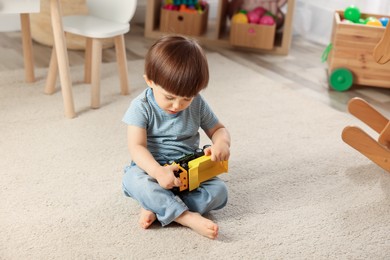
[144,0,296,55]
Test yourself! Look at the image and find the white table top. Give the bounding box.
[0,0,40,13]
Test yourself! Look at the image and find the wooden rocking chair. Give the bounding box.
[342,98,390,172]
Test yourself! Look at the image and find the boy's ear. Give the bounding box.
[143,75,153,87]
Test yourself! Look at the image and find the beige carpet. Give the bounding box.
[1,53,390,259]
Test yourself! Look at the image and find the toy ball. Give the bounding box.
[344,5,361,23]
[364,16,376,24]
[247,6,267,24]
[379,17,389,27]
[247,10,261,24]
[232,13,248,24]
[366,19,383,27]
[164,4,175,10]
[252,6,267,18]
[259,15,275,26]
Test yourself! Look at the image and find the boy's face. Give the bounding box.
[146,78,194,115]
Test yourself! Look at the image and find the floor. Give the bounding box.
[1,22,390,117]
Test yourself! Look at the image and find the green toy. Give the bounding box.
[344,5,361,23]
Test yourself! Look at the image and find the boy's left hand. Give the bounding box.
[204,142,230,162]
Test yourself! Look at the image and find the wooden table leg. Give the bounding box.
[20,13,35,83]
[50,0,76,118]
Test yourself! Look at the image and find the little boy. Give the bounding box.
[122,35,231,239]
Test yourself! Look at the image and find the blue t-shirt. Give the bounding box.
[122,88,218,164]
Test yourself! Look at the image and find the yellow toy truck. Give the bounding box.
[168,146,229,193]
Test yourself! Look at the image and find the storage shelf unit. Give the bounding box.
[144,0,295,55]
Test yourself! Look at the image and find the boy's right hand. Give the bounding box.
[155,164,182,189]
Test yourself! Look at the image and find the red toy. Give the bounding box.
[259,15,275,25]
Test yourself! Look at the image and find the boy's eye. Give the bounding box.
[165,96,174,100]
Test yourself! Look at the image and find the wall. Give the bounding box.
[0,14,20,32]
[0,0,40,32]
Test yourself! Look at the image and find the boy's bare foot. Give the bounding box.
[139,208,156,229]
[175,211,219,239]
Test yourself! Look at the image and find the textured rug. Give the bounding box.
[1,53,390,259]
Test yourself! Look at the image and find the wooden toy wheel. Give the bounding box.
[329,68,354,91]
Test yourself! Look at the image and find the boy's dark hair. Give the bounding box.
[145,35,209,97]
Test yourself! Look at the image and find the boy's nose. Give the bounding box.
[172,101,181,110]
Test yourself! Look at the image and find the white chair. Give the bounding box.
[0,0,40,83]
[45,0,137,109]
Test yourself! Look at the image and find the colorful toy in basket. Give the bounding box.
[232,11,248,24]
[165,0,199,5]
[343,5,386,27]
[160,0,209,36]
[163,0,207,13]
[229,3,278,49]
[247,6,267,24]
[344,5,361,23]
[228,0,286,29]
[231,6,275,26]
[379,17,389,27]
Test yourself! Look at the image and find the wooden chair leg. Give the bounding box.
[91,38,102,109]
[114,34,129,95]
[50,0,76,118]
[84,37,92,84]
[347,97,388,133]
[342,126,390,172]
[20,13,35,83]
[45,46,58,94]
